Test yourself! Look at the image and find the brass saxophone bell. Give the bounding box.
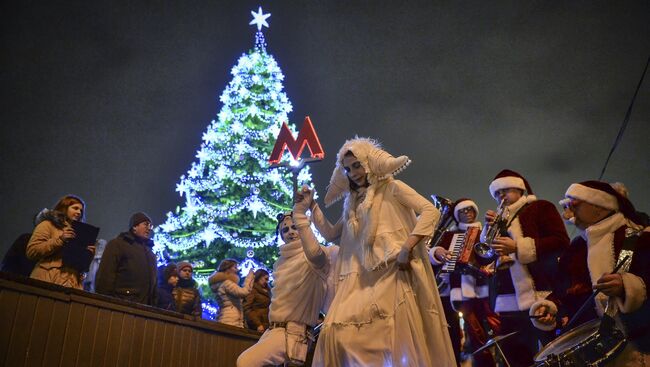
[496,255,514,269]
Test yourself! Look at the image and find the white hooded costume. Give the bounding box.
[311,137,456,367]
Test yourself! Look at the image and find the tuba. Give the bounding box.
[427,195,455,249]
[473,198,514,269]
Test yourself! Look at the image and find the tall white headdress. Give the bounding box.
[324,137,411,207]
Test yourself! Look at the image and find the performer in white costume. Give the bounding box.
[236,194,338,367]
[310,137,456,367]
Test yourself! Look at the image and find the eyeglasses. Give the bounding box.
[458,207,475,214]
[139,221,154,229]
[495,188,521,197]
[562,198,582,210]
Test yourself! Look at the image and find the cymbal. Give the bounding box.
[472,331,518,355]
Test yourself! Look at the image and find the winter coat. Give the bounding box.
[173,278,202,317]
[243,282,271,330]
[2,233,37,276]
[209,271,254,327]
[26,211,82,289]
[531,217,650,352]
[157,283,176,311]
[485,196,570,312]
[95,231,157,306]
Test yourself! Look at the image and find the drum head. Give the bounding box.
[534,319,600,362]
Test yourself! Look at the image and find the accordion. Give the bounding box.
[439,226,494,279]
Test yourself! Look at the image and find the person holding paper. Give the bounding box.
[26,194,95,289]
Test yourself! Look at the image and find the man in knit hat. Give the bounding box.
[95,212,158,306]
[483,169,570,366]
[530,180,650,365]
[430,198,499,367]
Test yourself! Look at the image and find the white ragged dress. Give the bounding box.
[312,178,457,367]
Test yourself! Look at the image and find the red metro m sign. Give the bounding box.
[268,116,325,165]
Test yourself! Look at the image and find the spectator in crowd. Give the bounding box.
[95,212,157,306]
[244,268,272,332]
[26,195,95,289]
[83,239,107,292]
[173,261,202,317]
[157,263,178,311]
[1,209,44,276]
[209,259,254,327]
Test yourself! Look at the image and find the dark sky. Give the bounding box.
[1,1,648,255]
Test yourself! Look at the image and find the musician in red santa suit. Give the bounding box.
[483,169,570,367]
[430,198,500,367]
[530,181,650,366]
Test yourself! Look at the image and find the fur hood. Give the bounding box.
[208,271,240,286]
[37,209,68,229]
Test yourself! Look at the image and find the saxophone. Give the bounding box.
[473,198,514,269]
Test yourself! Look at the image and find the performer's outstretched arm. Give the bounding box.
[294,187,328,270]
[309,202,343,243]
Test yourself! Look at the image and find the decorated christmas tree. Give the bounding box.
[153,7,315,315]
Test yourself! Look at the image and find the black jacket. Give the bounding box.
[95,231,157,306]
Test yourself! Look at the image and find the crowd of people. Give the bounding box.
[2,136,649,367]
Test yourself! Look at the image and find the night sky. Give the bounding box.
[1,1,648,255]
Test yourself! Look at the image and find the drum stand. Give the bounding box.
[472,331,517,367]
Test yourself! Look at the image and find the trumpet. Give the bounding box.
[473,198,514,269]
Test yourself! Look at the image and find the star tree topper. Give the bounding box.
[250,6,271,31]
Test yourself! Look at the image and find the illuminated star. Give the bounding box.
[249,7,271,31]
[248,197,265,218]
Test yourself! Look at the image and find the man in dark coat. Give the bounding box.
[95,212,158,306]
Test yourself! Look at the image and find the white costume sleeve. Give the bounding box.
[293,212,328,270]
[390,180,438,237]
[310,204,343,242]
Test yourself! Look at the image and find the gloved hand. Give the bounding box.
[293,185,314,215]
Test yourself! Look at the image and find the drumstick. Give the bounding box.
[563,255,629,331]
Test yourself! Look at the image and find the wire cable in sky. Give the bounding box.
[598,55,650,180]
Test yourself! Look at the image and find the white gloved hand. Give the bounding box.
[293,185,314,215]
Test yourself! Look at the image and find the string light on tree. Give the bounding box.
[154,6,316,319]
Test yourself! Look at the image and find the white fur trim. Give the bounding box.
[453,200,479,222]
[429,246,445,265]
[495,294,519,312]
[515,236,537,265]
[489,176,526,198]
[615,272,647,314]
[504,198,541,310]
[450,287,462,303]
[565,183,619,211]
[584,213,627,287]
[529,299,558,331]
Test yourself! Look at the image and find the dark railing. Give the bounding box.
[0,272,260,367]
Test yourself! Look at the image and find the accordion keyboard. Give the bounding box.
[441,232,465,273]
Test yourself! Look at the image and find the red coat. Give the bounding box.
[534,220,650,352]
[490,196,570,312]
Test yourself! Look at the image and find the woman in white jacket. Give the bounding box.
[209,259,254,327]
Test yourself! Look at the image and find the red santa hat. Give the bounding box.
[489,169,533,199]
[452,198,479,223]
[565,180,637,219]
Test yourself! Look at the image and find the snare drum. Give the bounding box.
[534,318,626,367]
